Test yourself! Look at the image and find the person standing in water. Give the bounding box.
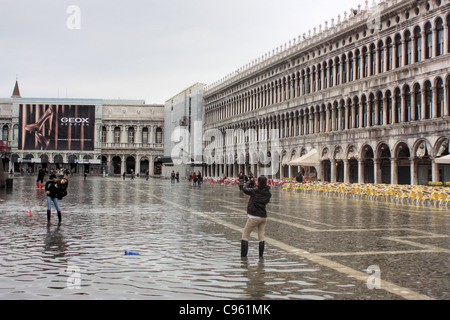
[45,178,69,223]
[36,166,46,189]
[241,176,272,258]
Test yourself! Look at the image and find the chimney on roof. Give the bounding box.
[11,80,21,98]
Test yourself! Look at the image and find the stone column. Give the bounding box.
[358,159,365,184]
[432,159,439,183]
[331,159,337,183]
[121,155,125,174]
[150,157,155,176]
[343,159,349,183]
[135,126,142,147]
[391,158,398,185]
[135,155,141,176]
[410,157,417,186]
[107,126,114,146]
[374,159,381,184]
[120,126,127,145]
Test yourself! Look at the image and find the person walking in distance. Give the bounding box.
[241,176,272,258]
[36,166,46,189]
[45,178,69,223]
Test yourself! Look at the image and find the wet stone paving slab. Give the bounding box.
[0,176,448,300]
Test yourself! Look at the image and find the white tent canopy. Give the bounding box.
[288,149,319,167]
[435,154,450,164]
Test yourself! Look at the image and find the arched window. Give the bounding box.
[348,52,354,82]
[355,50,361,80]
[347,101,353,129]
[386,37,393,71]
[362,96,368,127]
[128,127,135,144]
[425,81,432,119]
[101,126,107,143]
[414,26,422,62]
[436,78,444,117]
[377,91,384,125]
[311,68,316,93]
[370,44,377,75]
[405,30,412,65]
[114,127,121,144]
[363,47,369,78]
[317,65,322,91]
[436,18,444,56]
[306,69,311,94]
[414,84,422,120]
[354,98,360,128]
[301,71,306,95]
[395,34,403,68]
[404,86,412,122]
[394,89,402,123]
[323,62,328,89]
[305,111,310,135]
[425,22,433,59]
[378,40,385,73]
[156,127,163,144]
[142,127,149,144]
[340,101,345,130]
[369,94,376,126]
[386,90,392,124]
[2,125,8,141]
[335,57,341,85]
[342,55,348,83]
[329,60,334,87]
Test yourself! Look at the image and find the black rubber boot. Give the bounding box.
[241,240,248,258]
[259,241,265,258]
[57,211,62,222]
[47,210,51,221]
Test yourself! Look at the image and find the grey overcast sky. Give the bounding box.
[0,0,365,104]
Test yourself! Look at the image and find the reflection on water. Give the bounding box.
[0,176,448,300]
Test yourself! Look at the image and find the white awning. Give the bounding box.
[288,149,319,167]
[435,154,450,164]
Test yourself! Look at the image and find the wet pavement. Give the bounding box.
[0,175,448,300]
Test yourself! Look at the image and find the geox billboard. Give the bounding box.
[19,104,95,151]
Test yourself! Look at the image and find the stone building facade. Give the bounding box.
[0,84,164,176]
[101,100,164,176]
[203,0,450,185]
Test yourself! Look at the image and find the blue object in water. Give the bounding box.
[124,250,139,256]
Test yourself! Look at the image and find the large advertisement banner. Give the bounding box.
[19,104,96,151]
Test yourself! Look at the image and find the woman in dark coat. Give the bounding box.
[241,176,272,258]
[45,178,68,222]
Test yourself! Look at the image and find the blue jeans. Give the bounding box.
[47,197,60,212]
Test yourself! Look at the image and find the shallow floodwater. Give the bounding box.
[0,176,448,300]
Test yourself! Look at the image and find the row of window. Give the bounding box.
[102,126,163,144]
[211,76,449,144]
[0,125,164,145]
[205,15,450,124]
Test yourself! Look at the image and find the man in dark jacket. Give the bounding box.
[241,176,272,258]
